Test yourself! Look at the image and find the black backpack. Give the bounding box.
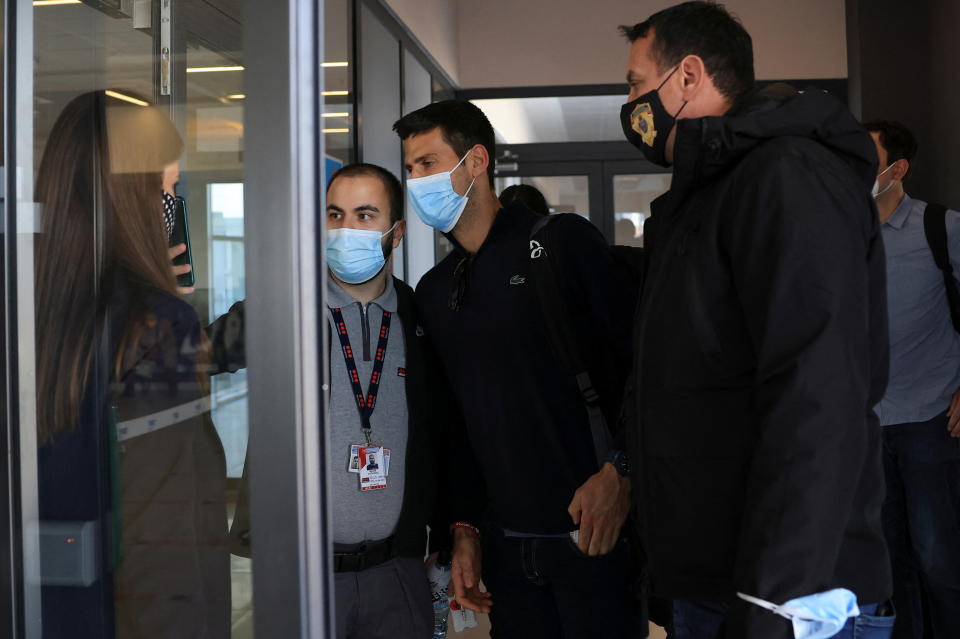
[923,203,960,333]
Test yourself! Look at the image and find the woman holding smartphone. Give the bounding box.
[34,91,229,639]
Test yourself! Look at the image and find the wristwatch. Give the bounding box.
[605,449,631,477]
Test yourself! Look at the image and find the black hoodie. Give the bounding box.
[629,85,891,638]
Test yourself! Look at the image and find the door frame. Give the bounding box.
[496,142,669,241]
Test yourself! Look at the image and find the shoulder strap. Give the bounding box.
[529,215,613,467]
[923,203,960,333]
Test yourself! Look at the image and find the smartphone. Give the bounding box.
[169,195,195,288]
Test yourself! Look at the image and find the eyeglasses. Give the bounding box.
[448,255,472,311]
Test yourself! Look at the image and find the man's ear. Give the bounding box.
[469,143,490,180]
[892,158,910,181]
[678,54,707,100]
[392,219,407,248]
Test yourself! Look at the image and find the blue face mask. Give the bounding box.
[326,222,398,285]
[406,151,477,232]
[738,589,860,639]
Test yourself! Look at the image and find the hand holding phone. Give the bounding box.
[168,196,196,289]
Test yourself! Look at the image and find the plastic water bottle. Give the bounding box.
[427,555,451,639]
[450,599,479,633]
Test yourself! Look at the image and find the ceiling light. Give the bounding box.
[322,90,349,96]
[226,94,246,100]
[33,0,82,6]
[321,62,349,68]
[322,112,349,118]
[186,66,244,73]
[104,90,150,107]
[322,128,349,134]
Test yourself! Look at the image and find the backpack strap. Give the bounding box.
[528,215,613,468]
[923,203,960,333]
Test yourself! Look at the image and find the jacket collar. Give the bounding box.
[325,272,398,312]
[670,84,877,195]
[444,201,534,257]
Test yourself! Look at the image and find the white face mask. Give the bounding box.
[871,163,896,199]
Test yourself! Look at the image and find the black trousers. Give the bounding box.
[334,557,433,639]
[481,527,643,639]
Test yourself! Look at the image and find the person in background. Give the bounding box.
[34,90,229,639]
[498,183,550,216]
[619,2,893,637]
[865,119,960,639]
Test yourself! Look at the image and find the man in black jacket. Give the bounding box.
[395,101,639,638]
[619,3,893,638]
[208,163,448,639]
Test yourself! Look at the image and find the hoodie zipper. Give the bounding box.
[361,304,371,361]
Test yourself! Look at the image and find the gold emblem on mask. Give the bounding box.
[631,102,657,147]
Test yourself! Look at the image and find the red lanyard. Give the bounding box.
[330,307,392,444]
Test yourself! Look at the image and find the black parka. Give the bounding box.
[629,85,891,638]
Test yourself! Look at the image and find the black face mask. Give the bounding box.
[620,66,688,167]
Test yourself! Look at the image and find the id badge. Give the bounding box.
[359,446,387,491]
[349,446,390,476]
[348,444,363,473]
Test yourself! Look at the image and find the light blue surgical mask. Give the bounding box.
[738,589,859,639]
[326,222,398,284]
[406,151,477,232]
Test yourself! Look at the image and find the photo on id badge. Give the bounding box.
[350,444,390,491]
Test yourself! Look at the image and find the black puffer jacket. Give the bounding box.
[629,85,891,638]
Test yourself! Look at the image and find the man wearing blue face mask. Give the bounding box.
[323,163,450,639]
[394,101,641,638]
[618,3,895,639]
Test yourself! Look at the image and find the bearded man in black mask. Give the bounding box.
[620,3,894,639]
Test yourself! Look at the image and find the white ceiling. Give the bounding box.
[471,95,627,145]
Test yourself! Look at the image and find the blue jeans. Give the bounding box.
[671,599,894,639]
[882,412,960,638]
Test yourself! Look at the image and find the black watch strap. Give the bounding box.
[605,449,630,476]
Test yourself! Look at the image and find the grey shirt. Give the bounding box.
[327,276,408,544]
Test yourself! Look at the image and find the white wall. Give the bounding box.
[456,0,847,88]
[383,0,460,84]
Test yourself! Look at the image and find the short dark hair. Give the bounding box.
[620,1,754,104]
[393,100,496,187]
[499,184,549,216]
[327,163,404,224]
[863,120,918,177]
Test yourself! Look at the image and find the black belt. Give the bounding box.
[333,536,395,573]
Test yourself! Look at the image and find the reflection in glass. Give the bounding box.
[34,92,230,639]
[30,1,251,636]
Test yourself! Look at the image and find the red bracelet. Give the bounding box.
[450,521,480,537]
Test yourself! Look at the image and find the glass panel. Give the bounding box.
[26,1,255,636]
[472,95,626,144]
[495,175,590,217]
[613,173,672,247]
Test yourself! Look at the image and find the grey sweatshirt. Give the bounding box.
[326,276,408,544]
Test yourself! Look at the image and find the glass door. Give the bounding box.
[4,0,329,637]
